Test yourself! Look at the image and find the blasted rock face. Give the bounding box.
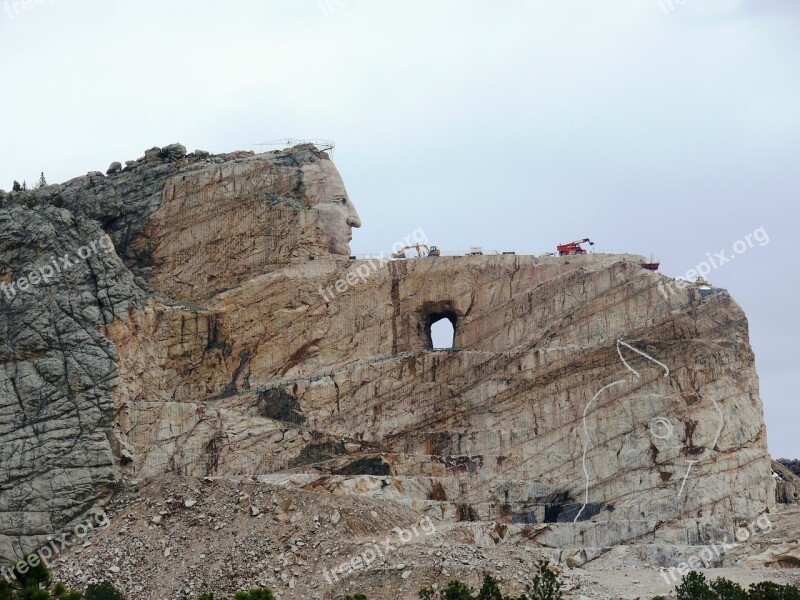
[0,144,775,571]
[0,144,359,561]
[106,252,774,528]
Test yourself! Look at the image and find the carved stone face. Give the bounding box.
[303,159,361,255]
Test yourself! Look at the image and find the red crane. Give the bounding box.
[556,238,594,256]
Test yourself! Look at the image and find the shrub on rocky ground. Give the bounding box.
[85,582,125,600]
[181,589,275,600]
[418,562,563,600]
[0,560,100,600]
[674,571,799,600]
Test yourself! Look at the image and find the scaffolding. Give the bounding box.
[254,138,335,154]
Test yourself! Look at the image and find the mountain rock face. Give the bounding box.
[0,204,145,561]
[0,145,777,594]
[773,460,800,504]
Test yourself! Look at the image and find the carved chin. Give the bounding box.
[328,238,351,255]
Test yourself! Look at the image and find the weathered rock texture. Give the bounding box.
[0,144,335,562]
[107,254,773,525]
[0,205,145,560]
[773,460,800,504]
[0,144,779,595]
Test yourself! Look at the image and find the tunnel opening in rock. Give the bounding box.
[428,312,457,349]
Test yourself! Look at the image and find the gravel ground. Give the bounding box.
[47,475,800,600]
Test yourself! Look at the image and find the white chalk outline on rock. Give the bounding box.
[649,417,675,440]
[576,339,722,522]
[616,339,670,379]
[577,379,626,522]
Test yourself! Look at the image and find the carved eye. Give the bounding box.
[649,417,674,440]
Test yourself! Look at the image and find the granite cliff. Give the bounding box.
[0,144,783,598]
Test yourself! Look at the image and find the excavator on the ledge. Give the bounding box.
[391,244,441,259]
[556,238,594,256]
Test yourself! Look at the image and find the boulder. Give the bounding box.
[144,146,162,162]
[162,143,187,161]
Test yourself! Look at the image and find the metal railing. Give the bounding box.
[254,138,335,153]
[347,250,520,260]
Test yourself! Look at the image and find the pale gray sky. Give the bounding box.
[1,0,798,456]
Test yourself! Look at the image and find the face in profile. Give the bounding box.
[302,159,361,255]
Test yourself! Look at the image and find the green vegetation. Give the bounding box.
[709,577,748,600]
[418,562,563,600]
[232,590,275,600]
[181,589,275,600]
[408,566,800,600]
[676,571,713,600]
[742,580,800,600]
[0,556,279,600]
[0,556,86,600]
[3,557,799,600]
[523,560,563,600]
[674,571,799,600]
[476,574,505,600]
[85,582,125,600]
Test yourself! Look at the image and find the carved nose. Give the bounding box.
[347,215,361,228]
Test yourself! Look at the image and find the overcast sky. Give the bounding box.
[1,1,798,456]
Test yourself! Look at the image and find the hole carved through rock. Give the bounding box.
[428,312,457,349]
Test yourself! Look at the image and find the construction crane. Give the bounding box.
[391,244,440,259]
[556,238,594,256]
[641,253,660,271]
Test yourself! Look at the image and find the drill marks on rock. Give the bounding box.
[390,262,401,356]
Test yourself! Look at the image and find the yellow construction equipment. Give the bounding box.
[695,276,711,287]
[391,244,441,259]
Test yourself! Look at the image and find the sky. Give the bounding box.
[0,0,798,456]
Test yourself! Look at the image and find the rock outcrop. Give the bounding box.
[778,459,800,479]
[0,144,779,596]
[107,253,773,525]
[0,205,145,560]
[773,460,800,504]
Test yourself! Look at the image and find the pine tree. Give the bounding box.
[477,574,504,600]
[522,560,563,600]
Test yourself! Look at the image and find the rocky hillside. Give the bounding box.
[779,459,800,479]
[47,475,800,600]
[0,144,781,598]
